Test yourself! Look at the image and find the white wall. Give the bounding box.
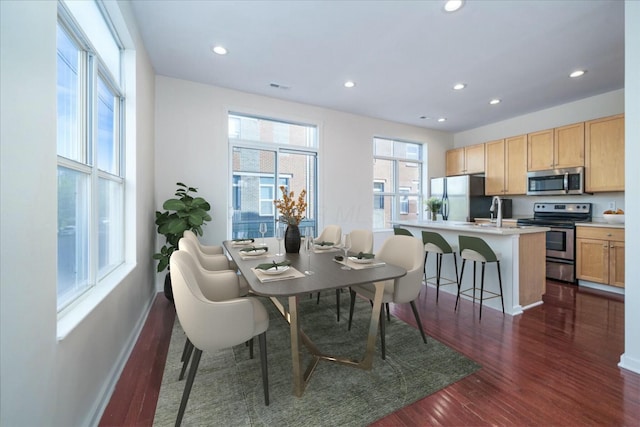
[619,0,640,375]
[0,1,158,426]
[154,76,452,271]
[454,89,624,146]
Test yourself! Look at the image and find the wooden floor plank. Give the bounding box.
[101,281,640,426]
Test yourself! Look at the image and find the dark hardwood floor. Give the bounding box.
[99,281,639,426]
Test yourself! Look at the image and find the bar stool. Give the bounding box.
[422,231,458,302]
[393,226,413,237]
[455,235,504,320]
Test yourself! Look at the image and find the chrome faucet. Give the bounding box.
[490,196,503,227]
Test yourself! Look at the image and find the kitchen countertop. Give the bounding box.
[393,220,550,235]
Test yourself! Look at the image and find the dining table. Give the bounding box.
[223,237,407,397]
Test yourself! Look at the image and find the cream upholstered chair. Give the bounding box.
[347,234,427,360]
[177,237,249,378]
[170,250,270,426]
[315,224,342,245]
[349,229,374,254]
[178,237,243,288]
[312,225,343,313]
[319,229,374,321]
[183,229,224,255]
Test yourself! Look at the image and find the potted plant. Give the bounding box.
[154,182,212,300]
[425,197,443,221]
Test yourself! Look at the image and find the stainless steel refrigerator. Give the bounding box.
[430,175,492,222]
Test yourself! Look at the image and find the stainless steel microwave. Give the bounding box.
[526,166,586,195]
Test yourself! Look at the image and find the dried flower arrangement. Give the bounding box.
[273,186,307,225]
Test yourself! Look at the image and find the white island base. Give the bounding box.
[394,221,549,316]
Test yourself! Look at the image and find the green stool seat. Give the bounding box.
[422,231,459,302]
[455,235,504,320]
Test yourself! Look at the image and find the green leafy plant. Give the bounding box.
[153,182,212,272]
[425,197,443,213]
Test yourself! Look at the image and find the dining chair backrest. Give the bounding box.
[378,235,424,304]
[170,250,266,352]
[393,227,414,237]
[349,229,374,254]
[183,229,224,255]
[178,237,231,271]
[317,225,342,245]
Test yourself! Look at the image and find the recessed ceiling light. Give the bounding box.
[444,0,464,12]
[212,45,227,55]
[344,81,356,88]
[419,116,430,120]
[489,99,501,105]
[453,83,466,90]
[437,118,447,122]
[569,70,586,78]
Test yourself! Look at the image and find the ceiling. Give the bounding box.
[129,0,625,133]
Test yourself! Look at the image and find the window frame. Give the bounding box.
[372,137,424,230]
[56,5,126,314]
[228,113,319,238]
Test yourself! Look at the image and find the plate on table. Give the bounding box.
[260,266,290,275]
[232,239,254,246]
[314,244,335,250]
[242,249,268,256]
[349,256,374,264]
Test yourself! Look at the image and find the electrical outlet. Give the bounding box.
[608,201,616,211]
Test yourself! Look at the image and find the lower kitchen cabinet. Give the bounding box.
[576,226,625,288]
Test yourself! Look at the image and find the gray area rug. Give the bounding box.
[153,293,481,426]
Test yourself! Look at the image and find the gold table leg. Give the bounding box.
[269,282,385,396]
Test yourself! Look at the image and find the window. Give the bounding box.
[373,137,423,229]
[399,186,410,214]
[373,181,385,209]
[57,5,125,312]
[230,114,317,239]
[259,177,275,216]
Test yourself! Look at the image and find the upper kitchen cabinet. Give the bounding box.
[527,123,584,171]
[485,135,527,196]
[585,114,625,192]
[446,143,485,176]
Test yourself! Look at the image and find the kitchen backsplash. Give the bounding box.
[502,193,624,219]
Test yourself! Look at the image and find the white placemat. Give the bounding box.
[332,258,386,270]
[251,266,305,282]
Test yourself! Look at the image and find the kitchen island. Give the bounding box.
[394,220,550,316]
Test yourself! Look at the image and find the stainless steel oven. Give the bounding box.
[517,203,592,283]
[545,225,576,282]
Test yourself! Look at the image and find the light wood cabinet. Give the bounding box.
[446,143,485,176]
[585,114,625,192]
[527,123,584,171]
[527,129,554,171]
[485,135,527,196]
[576,226,625,288]
[555,122,585,169]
